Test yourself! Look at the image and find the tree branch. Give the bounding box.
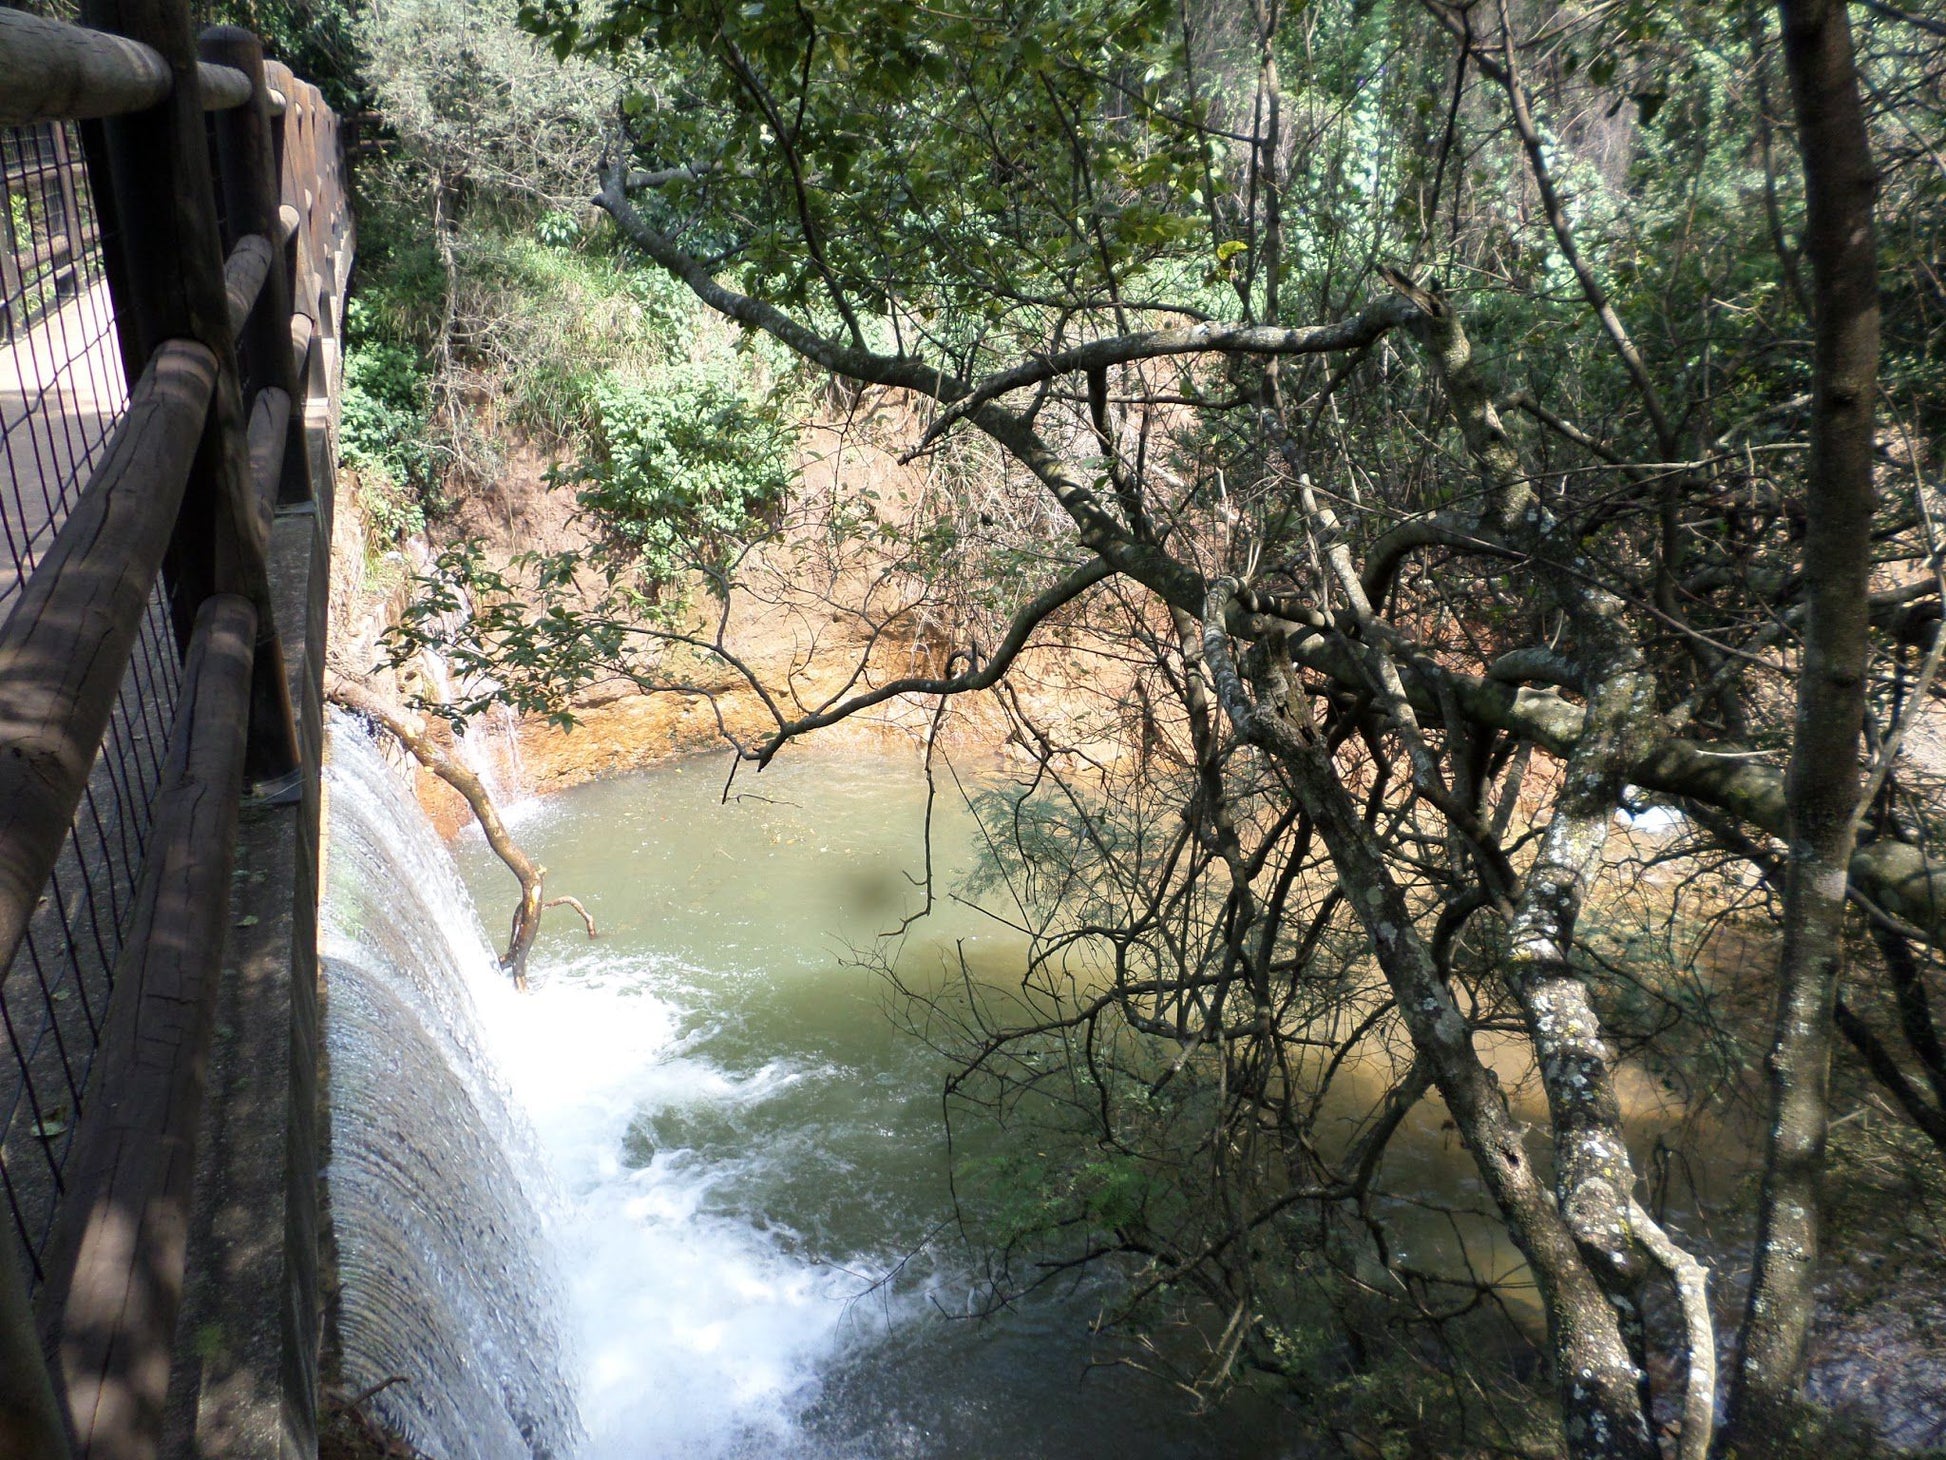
[330,676,567,989]
[752,555,1114,764]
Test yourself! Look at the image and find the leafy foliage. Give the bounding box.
[573,364,790,582]
[357,0,620,207]
[340,311,438,541]
[201,0,371,112]
[519,0,1217,355]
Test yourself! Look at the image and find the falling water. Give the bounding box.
[323,722,1302,1458]
[319,712,1938,1457]
[447,754,1309,1460]
[406,545,533,812]
[413,646,531,811]
[321,717,580,1458]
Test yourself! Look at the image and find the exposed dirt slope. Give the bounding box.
[328,400,1134,834]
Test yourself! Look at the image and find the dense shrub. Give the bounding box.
[573,363,790,584]
[340,313,437,540]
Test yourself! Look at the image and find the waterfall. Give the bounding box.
[315,735,1313,1458]
[321,716,580,1459]
[412,645,530,810]
[407,544,532,811]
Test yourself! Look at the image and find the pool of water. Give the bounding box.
[449,749,1309,1459]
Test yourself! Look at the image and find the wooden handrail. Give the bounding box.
[0,10,253,125]
[0,341,218,980]
[0,9,168,124]
[289,308,313,380]
[37,593,258,1460]
[197,59,250,110]
[0,9,353,1451]
[221,232,272,336]
[20,233,74,275]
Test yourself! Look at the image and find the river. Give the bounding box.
[447,747,1306,1459]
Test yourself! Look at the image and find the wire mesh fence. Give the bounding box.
[1,123,87,342]
[0,121,123,610]
[0,119,189,1282]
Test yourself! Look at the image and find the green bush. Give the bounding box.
[340,316,437,541]
[447,225,699,439]
[535,209,581,248]
[574,363,790,584]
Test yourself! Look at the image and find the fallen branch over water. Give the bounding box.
[327,674,596,988]
[545,894,598,937]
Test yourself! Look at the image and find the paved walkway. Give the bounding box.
[0,277,128,614]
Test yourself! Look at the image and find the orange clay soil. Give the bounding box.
[328,397,1144,837]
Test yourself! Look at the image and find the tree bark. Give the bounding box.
[1201,581,1659,1460]
[1727,0,1881,1444]
[592,153,1946,952]
[1399,290,1713,1435]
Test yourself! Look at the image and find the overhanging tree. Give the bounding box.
[406,0,1943,1451]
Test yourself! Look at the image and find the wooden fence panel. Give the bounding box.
[202,26,309,507]
[0,341,216,976]
[0,8,352,1453]
[78,0,298,785]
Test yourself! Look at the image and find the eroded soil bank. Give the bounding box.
[328,403,1136,836]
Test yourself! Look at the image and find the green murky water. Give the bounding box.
[450,748,1309,1459]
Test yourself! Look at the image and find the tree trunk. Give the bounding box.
[327,676,589,989]
[1400,285,1714,1446]
[1201,583,1658,1460]
[1726,0,1880,1444]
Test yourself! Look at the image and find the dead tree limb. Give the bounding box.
[329,674,574,988]
[544,895,598,938]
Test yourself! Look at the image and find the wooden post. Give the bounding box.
[0,164,21,340]
[1,1227,74,1460]
[198,26,310,508]
[77,0,298,787]
[260,59,297,333]
[314,96,340,338]
[294,87,324,329]
[261,58,337,545]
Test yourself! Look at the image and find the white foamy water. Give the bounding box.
[336,729,1303,1460]
[476,954,899,1458]
[322,720,580,1459]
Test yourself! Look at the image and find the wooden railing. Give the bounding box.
[0,5,349,1456]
